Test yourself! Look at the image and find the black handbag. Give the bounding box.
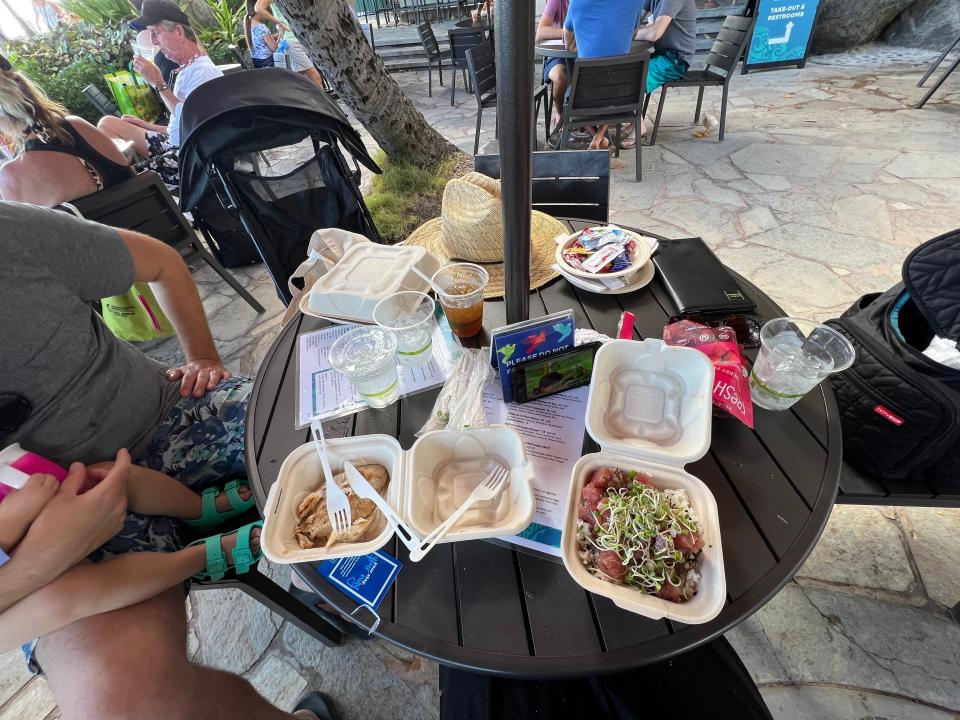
[826,228,960,485]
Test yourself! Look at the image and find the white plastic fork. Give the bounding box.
[311,419,352,534]
[409,466,509,562]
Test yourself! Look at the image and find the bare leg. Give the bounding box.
[299,66,326,89]
[36,582,297,720]
[93,463,252,522]
[548,63,567,128]
[97,116,151,157]
[587,124,610,150]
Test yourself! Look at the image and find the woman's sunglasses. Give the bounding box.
[668,313,761,348]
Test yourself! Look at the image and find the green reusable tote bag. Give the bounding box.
[100,283,175,342]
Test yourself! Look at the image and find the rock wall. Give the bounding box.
[811,0,915,53]
[882,0,960,50]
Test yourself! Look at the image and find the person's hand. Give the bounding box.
[16,450,130,574]
[133,56,163,87]
[166,357,232,398]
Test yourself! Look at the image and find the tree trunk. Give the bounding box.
[182,0,218,30]
[276,0,459,166]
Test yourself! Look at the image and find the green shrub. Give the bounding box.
[62,0,135,24]
[6,21,134,123]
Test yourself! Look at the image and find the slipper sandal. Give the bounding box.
[292,691,339,720]
[184,479,256,532]
[188,520,263,582]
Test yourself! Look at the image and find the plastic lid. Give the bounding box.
[328,327,398,377]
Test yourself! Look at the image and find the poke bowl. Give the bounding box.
[555,225,653,280]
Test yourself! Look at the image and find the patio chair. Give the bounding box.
[559,54,648,182]
[448,27,485,106]
[229,43,254,70]
[466,42,549,155]
[644,14,754,145]
[417,21,451,98]
[916,31,960,109]
[475,150,610,223]
[60,171,264,313]
[83,84,120,117]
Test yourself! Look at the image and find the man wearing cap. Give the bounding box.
[98,0,222,185]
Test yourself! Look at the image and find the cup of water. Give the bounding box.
[328,326,400,408]
[749,318,855,411]
[372,291,435,367]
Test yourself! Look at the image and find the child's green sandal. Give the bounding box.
[184,480,256,533]
[189,520,263,582]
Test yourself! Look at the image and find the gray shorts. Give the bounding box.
[285,38,313,72]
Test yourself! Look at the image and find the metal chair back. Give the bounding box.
[565,54,647,119]
[448,27,485,65]
[704,15,754,76]
[465,40,496,99]
[229,43,254,70]
[82,84,120,117]
[474,150,610,223]
[417,21,442,60]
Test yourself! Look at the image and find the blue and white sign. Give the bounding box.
[745,0,821,70]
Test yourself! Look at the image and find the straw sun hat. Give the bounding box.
[403,172,568,298]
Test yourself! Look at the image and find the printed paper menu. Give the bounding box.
[483,383,589,557]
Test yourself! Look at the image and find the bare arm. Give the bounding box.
[563,27,576,52]
[0,549,202,651]
[635,14,672,42]
[118,228,231,397]
[118,115,168,133]
[254,0,287,31]
[0,460,128,613]
[264,31,279,51]
[536,11,562,42]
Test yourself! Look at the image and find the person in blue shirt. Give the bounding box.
[563,0,643,149]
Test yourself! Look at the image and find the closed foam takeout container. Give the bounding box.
[560,339,726,624]
[301,244,443,324]
[262,426,536,563]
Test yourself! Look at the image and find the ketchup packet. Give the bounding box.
[662,320,754,429]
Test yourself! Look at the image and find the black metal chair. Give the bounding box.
[83,84,120,117]
[916,32,960,109]
[475,150,611,222]
[644,14,754,145]
[417,21,451,97]
[559,54,648,182]
[465,41,549,154]
[229,43,254,70]
[447,27,485,106]
[60,171,264,313]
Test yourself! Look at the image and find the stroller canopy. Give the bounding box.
[178,68,380,212]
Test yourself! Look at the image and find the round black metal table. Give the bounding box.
[246,220,842,677]
[455,17,493,30]
[534,39,652,59]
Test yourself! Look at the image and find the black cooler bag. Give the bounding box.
[826,228,960,485]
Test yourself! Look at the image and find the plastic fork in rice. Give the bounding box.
[310,419,352,535]
[409,466,509,562]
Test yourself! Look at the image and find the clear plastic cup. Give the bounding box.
[432,263,488,338]
[749,318,855,411]
[373,291,435,366]
[328,327,400,408]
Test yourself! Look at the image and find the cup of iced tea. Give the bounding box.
[432,263,488,338]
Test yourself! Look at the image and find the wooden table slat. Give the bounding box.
[590,596,672,652]
[515,554,603,657]
[394,543,462,645]
[455,541,531,655]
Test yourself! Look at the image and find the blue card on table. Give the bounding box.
[317,551,402,609]
[490,310,575,402]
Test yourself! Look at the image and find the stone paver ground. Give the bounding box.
[3,44,959,720]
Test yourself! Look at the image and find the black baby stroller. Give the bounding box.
[178,68,382,304]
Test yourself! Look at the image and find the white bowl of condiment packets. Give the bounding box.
[555,225,652,280]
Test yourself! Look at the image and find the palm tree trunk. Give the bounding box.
[276,0,458,166]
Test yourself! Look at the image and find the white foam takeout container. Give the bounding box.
[302,244,443,324]
[560,339,727,624]
[261,426,536,564]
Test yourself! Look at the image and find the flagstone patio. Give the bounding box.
[3,43,959,720]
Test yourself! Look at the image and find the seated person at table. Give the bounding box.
[627,0,697,145]
[98,0,222,185]
[0,55,133,206]
[0,449,261,652]
[536,0,570,129]
[563,0,643,149]
[245,0,279,68]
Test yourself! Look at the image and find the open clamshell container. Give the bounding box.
[262,426,536,564]
[302,244,443,323]
[560,339,727,624]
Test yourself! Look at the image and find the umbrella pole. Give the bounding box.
[496,0,534,324]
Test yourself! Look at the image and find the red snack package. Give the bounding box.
[662,320,754,429]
